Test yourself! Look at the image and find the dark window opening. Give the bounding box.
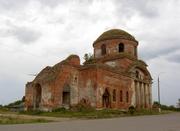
[120,90,123,102]
[126,91,129,103]
[101,44,106,55]
[74,77,77,83]
[134,47,137,56]
[62,92,70,105]
[136,71,139,78]
[113,89,116,102]
[35,83,42,108]
[62,85,70,106]
[119,43,124,52]
[102,88,111,108]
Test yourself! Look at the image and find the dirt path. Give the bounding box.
[0,113,73,122]
[0,113,180,131]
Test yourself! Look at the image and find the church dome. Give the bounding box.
[93,29,137,45]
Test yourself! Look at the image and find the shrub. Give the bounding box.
[19,110,43,115]
[153,101,160,108]
[52,107,66,112]
[70,98,95,112]
[128,106,136,115]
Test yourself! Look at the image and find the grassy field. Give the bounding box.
[0,107,172,125]
[0,108,51,124]
[19,109,169,119]
[0,116,50,125]
[0,108,14,114]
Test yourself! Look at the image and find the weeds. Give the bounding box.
[0,116,49,125]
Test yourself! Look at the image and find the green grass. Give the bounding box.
[0,107,51,125]
[0,108,14,114]
[1,106,173,123]
[0,116,50,125]
[20,109,125,119]
[0,108,172,125]
[19,109,169,119]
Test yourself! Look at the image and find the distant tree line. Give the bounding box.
[1,96,25,108]
[153,101,180,112]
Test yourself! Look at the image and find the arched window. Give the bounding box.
[136,71,139,78]
[35,83,42,108]
[113,89,116,102]
[101,44,106,55]
[119,43,124,52]
[120,90,123,102]
[102,88,110,108]
[126,91,129,103]
[134,47,137,56]
[63,84,70,105]
[74,77,77,83]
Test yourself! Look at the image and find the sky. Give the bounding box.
[0,0,180,106]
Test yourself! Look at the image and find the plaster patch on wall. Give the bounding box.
[105,61,116,67]
[42,85,51,103]
[95,49,101,58]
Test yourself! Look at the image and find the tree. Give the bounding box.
[7,100,22,107]
[84,53,89,61]
[83,53,94,64]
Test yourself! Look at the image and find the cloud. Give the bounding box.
[113,0,160,19]
[0,0,69,11]
[37,0,67,8]
[0,24,42,44]
[0,0,30,11]
[11,26,42,44]
[166,51,180,63]
[139,41,180,61]
[130,0,180,62]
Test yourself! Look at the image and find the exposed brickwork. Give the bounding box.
[25,29,152,111]
[94,39,138,58]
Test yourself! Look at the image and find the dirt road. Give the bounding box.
[0,113,180,131]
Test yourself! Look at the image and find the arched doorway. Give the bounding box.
[102,88,111,108]
[62,84,70,106]
[34,83,42,108]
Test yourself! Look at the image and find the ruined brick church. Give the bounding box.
[25,29,152,111]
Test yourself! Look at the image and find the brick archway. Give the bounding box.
[34,83,42,109]
[102,88,111,108]
[62,84,70,106]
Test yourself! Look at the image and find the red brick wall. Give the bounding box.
[25,82,34,110]
[78,67,97,106]
[94,39,138,58]
[95,68,133,109]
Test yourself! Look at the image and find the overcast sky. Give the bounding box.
[0,0,180,106]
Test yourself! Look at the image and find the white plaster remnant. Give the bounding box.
[105,61,116,67]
